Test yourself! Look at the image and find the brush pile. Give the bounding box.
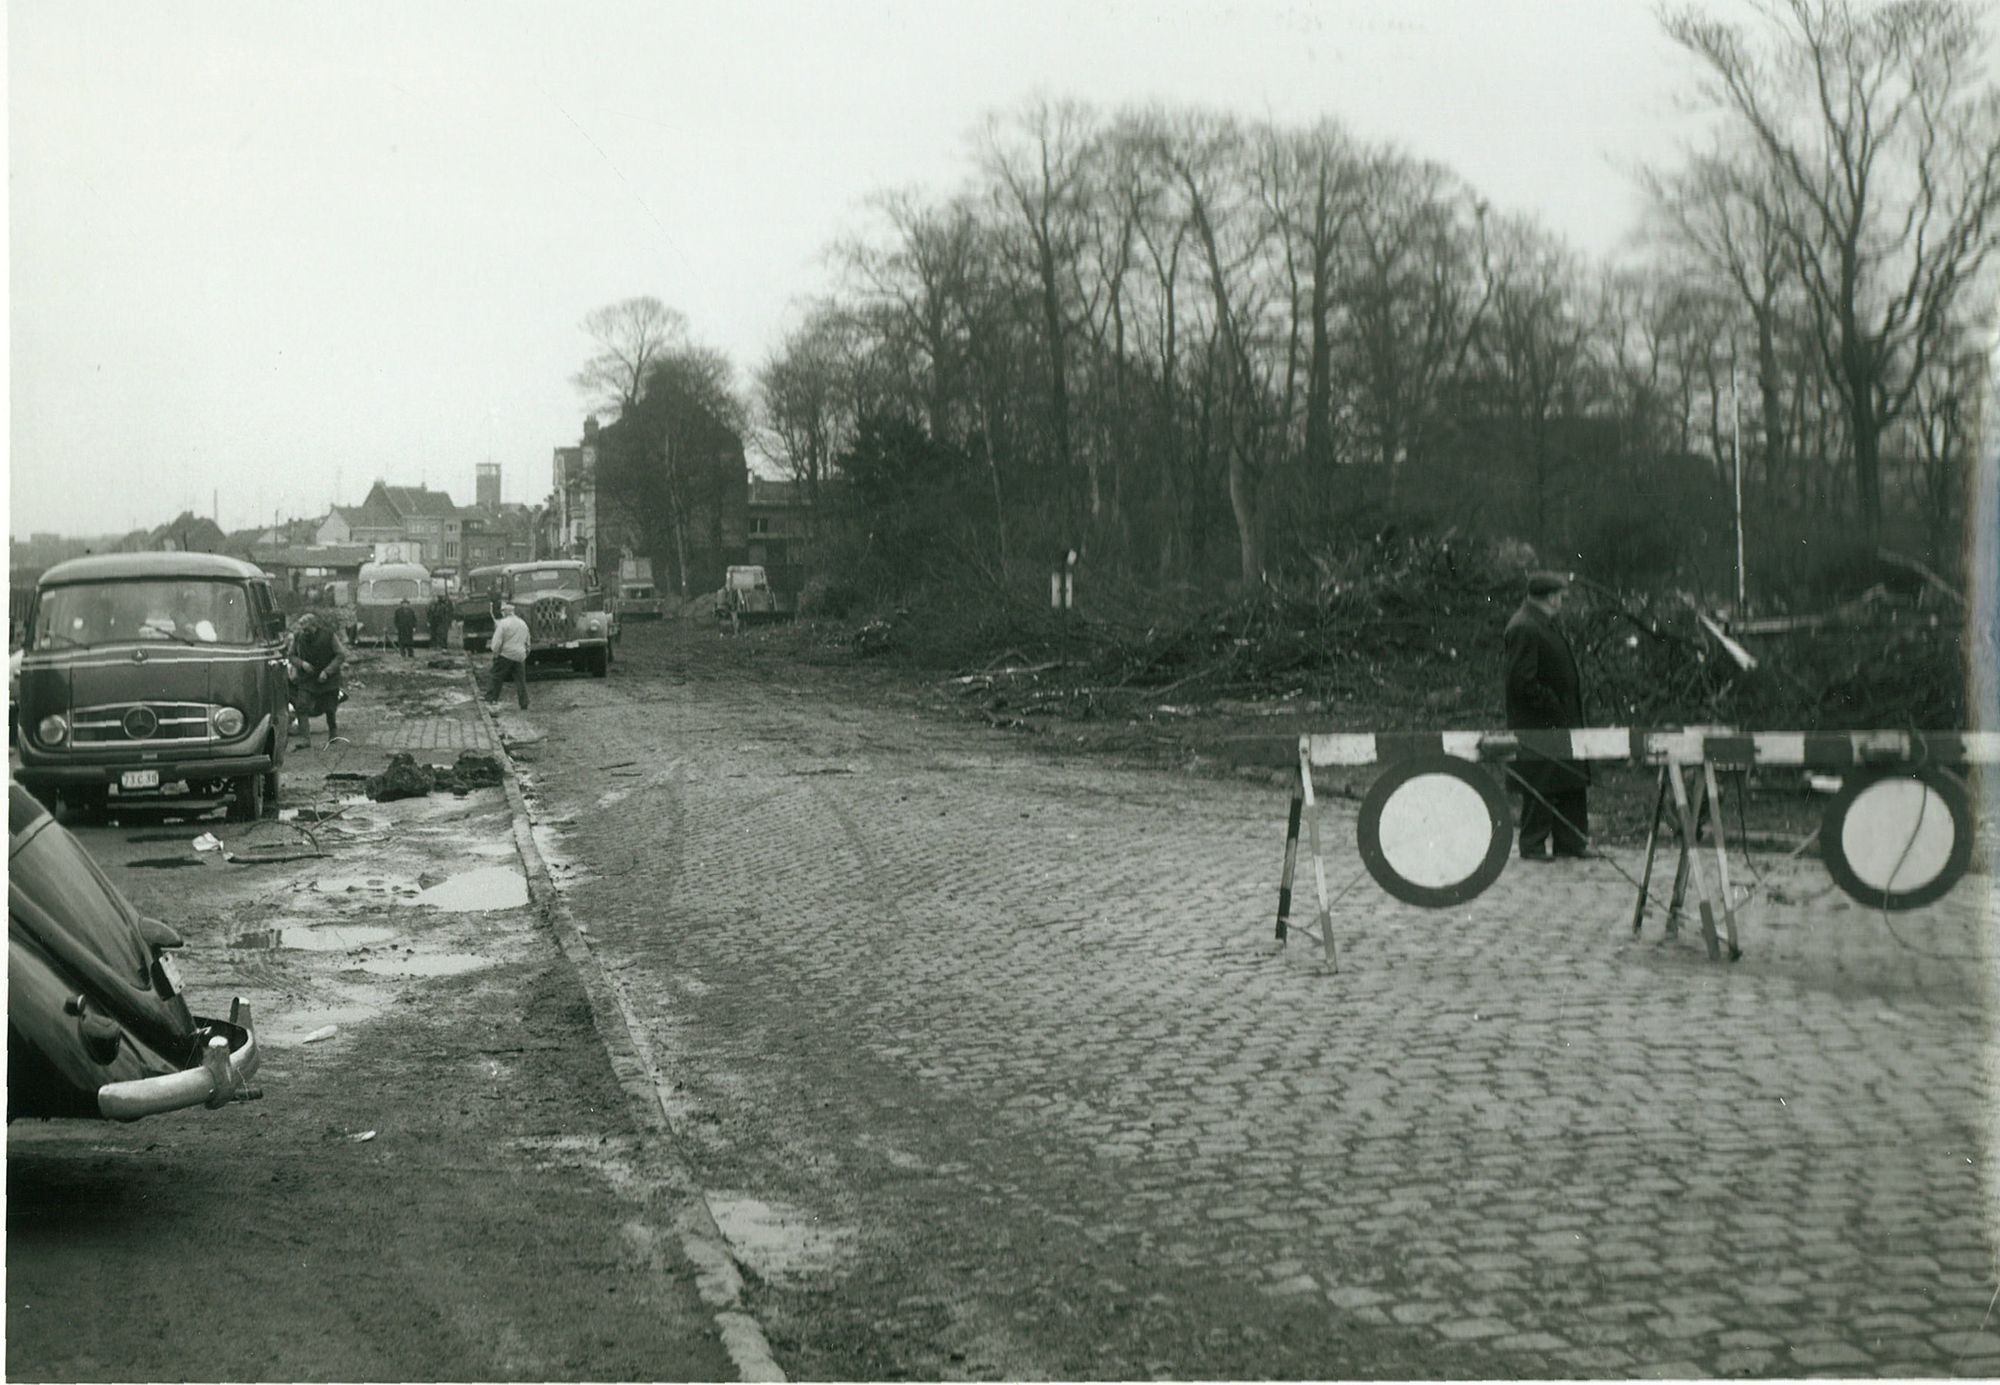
[872,534,1971,735]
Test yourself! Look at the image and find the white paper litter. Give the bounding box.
[347,1130,377,1143]
[301,1026,340,1044]
[191,832,224,852]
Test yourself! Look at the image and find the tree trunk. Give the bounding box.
[1755,307,1785,517]
[1226,433,1262,586]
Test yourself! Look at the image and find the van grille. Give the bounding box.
[71,702,216,745]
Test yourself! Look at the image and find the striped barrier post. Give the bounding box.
[1282,727,1997,969]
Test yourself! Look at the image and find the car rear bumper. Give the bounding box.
[97,999,262,1120]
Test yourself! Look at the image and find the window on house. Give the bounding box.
[750,517,770,536]
[446,542,457,558]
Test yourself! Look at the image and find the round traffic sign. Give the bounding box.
[1355,754,1514,908]
[1819,766,1973,911]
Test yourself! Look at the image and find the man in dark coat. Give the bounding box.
[1504,570,1592,859]
[427,592,453,651]
[393,598,418,659]
[288,612,348,748]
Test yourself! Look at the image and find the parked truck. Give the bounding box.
[616,556,667,620]
[713,565,794,632]
[458,561,617,674]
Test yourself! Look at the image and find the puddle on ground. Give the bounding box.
[229,922,398,952]
[314,875,423,899]
[705,1194,857,1285]
[352,951,489,977]
[412,866,527,912]
[307,864,525,912]
[125,857,204,869]
[259,995,396,1045]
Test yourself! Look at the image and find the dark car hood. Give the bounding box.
[7,786,188,1047]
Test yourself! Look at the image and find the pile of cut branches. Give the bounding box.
[851,536,1970,734]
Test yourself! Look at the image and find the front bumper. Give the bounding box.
[14,753,277,789]
[97,998,262,1121]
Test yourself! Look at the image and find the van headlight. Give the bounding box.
[37,714,68,745]
[212,706,246,737]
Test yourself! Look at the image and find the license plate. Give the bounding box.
[120,769,161,790]
[156,952,184,996]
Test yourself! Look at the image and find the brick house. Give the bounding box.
[336,483,466,569]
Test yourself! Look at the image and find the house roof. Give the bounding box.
[747,477,803,507]
[375,484,460,519]
[147,514,229,550]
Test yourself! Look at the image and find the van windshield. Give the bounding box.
[32,579,254,649]
[511,568,582,594]
[362,578,423,601]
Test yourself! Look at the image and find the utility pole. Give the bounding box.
[1731,356,1746,611]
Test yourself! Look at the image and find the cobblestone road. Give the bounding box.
[513,628,1998,1379]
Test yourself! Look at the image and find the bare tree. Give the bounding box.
[758,305,860,528]
[1470,218,1602,544]
[573,297,688,417]
[1642,150,1804,508]
[1904,331,1985,559]
[1251,119,1363,489]
[1662,0,2000,539]
[979,99,1098,527]
[1340,152,1494,506]
[1144,109,1279,585]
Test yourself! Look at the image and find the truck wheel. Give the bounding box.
[228,773,265,822]
[592,647,610,678]
[261,768,281,815]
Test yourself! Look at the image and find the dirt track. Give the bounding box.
[6,652,733,1383]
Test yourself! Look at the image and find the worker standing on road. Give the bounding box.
[1503,570,1594,860]
[393,598,418,659]
[484,601,531,710]
[288,611,349,749]
[427,591,453,651]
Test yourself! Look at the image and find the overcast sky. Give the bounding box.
[8,0,1723,540]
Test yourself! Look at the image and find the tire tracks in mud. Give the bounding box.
[470,683,785,1384]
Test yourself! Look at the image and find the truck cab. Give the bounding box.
[14,553,290,821]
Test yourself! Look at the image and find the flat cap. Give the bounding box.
[1526,571,1569,596]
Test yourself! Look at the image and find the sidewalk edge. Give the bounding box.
[469,682,786,1384]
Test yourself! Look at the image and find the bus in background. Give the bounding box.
[353,560,433,646]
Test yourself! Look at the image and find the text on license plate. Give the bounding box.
[120,769,161,790]
[156,952,184,995]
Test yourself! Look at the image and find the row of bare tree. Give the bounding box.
[580,0,1997,600]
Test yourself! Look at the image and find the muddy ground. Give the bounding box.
[5,653,733,1383]
[689,613,1847,851]
[9,616,1990,1381]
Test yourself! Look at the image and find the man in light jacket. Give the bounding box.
[484,602,532,710]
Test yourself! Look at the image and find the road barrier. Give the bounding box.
[1275,727,1997,971]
